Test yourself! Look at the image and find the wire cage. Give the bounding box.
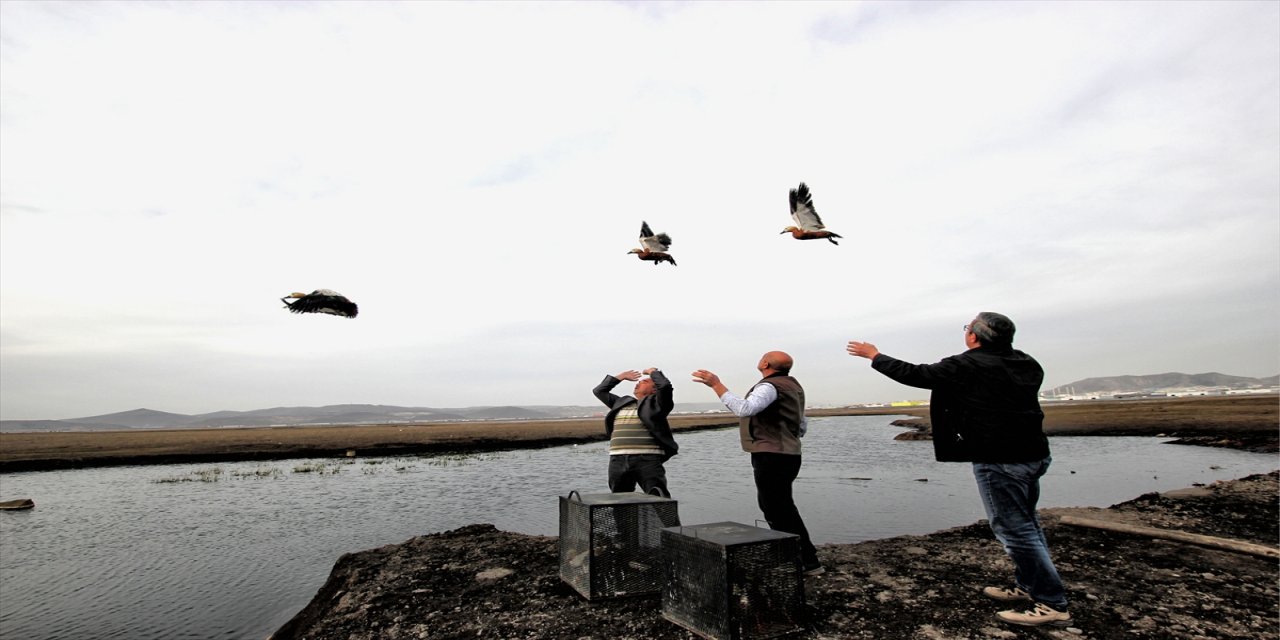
[661,522,805,640]
[558,491,681,600]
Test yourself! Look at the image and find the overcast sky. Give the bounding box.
[2,1,1277,420]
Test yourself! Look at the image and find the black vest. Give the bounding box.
[739,374,805,454]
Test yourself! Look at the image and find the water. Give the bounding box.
[0,415,1274,640]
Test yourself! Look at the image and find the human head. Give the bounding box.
[966,312,1016,347]
[634,377,656,399]
[757,350,794,375]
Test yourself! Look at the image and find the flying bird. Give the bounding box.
[281,289,359,318]
[629,221,677,266]
[782,182,843,245]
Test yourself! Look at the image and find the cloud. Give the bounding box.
[1,1,1276,418]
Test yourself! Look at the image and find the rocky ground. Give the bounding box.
[271,471,1278,640]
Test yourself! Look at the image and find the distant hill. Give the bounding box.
[4,376,1274,433]
[71,408,195,428]
[446,406,553,420]
[0,419,133,432]
[1045,372,1279,396]
[0,401,730,433]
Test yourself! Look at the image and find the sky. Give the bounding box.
[1,1,1277,420]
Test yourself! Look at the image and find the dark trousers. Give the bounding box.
[751,452,819,569]
[608,454,670,497]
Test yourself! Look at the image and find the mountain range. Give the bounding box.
[1042,372,1278,396]
[3,372,1274,433]
[0,402,731,433]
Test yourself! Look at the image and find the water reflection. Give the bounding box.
[0,416,1274,640]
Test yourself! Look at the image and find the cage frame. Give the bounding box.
[558,490,681,600]
[660,521,806,640]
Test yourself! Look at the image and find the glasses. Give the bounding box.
[962,324,971,333]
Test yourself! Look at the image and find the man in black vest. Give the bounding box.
[592,367,679,497]
[691,351,823,575]
[847,312,1070,628]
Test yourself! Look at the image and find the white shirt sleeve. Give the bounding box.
[720,382,809,436]
[718,382,777,417]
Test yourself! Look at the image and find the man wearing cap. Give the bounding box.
[847,312,1070,628]
[592,367,679,498]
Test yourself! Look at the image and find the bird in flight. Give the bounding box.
[782,182,842,245]
[629,221,677,266]
[281,289,359,318]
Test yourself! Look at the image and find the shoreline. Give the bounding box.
[1,395,1275,473]
[271,471,1280,639]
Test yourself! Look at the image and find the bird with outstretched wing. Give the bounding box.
[783,182,843,245]
[281,289,359,318]
[629,221,677,266]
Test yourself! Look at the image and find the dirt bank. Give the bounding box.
[885,395,1280,453]
[271,472,1278,640]
[0,414,740,472]
[2,396,1275,472]
[824,395,1278,437]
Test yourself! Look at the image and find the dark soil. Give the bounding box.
[271,472,1279,640]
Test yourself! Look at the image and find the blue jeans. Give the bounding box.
[973,457,1068,610]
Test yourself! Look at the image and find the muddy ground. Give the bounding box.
[271,472,1278,640]
[2,395,1276,472]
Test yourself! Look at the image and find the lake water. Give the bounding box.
[1,415,1275,640]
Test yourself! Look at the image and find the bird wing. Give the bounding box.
[640,233,672,252]
[288,290,359,318]
[789,182,826,230]
[638,221,672,252]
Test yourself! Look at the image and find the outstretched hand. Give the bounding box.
[690,369,721,388]
[615,370,642,382]
[846,341,879,360]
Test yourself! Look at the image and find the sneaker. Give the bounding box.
[996,602,1072,627]
[982,585,1032,602]
[803,565,826,576]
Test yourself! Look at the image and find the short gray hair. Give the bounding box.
[969,312,1016,346]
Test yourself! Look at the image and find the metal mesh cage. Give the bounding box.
[558,491,681,600]
[661,522,805,640]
